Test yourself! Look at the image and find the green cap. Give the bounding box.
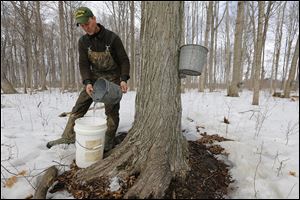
[74,7,94,26]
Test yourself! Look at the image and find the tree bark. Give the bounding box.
[225,1,231,86]
[260,1,273,81]
[284,35,299,98]
[36,1,47,90]
[1,71,18,94]
[213,1,219,90]
[252,1,265,105]
[199,2,212,92]
[208,2,215,92]
[270,2,286,93]
[73,2,189,198]
[129,1,135,90]
[227,1,244,97]
[249,1,257,88]
[59,1,67,91]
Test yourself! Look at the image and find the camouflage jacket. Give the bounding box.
[78,24,130,85]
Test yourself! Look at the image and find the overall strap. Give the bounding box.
[105,33,117,52]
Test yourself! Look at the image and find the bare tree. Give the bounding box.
[252,1,265,105]
[59,1,67,91]
[35,1,47,90]
[260,1,274,81]
[224,1,231,86]
[213,1,219,90]
[281,2,299,91]
[199,2,212,92]
[249,1,257,88]
[10,1,35,94]
[1,2,18,93]
[1,30,17,93]
[208,2,215,92]
[128,1,135,90]
[270,2,286,94]
[227,1,244,97]
[284,35,299,98]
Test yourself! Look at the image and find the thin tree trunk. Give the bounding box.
[213,1,219,90]
[1,71,18,94]
[69,3,75,89]
[59,1,67,91]
[284,35,299,98]
[227,1,244,97]
[129,1,135,90]
[271,2,286,93]
[49,24,56,86]
[199,2,212,92]
[36,1,47,90]
[249,1,257,88]
[208,2,215,92]
[252,1,265,105]
[225,1,231,86]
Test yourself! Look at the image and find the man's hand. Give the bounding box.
[86,83,94,97]
[120,81,128,93]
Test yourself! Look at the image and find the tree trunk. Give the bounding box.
[282,34,293,91]
[1,71,18,94]
[129,1,135,90]
[68,3,76,89]
[249,1,257,88]
[19,1,34,94]
[59,1,67,91]
[225,1,231,86]
[213,1,219,90]
[260,1,273,82]
[227,1,244,97]
[281,2,298,91]
[252,1,265,105]
[199,2,212,92]
[73,2,189,198]
[36,1,47,90]
[270,2,286,93]
[49,24,57,86]
[284,35,299,98]
[208,2,215,92]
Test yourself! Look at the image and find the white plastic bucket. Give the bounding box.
[74,116,107,168]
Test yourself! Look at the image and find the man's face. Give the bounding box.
[80,16,97,35]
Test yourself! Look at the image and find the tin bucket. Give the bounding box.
[92,78,122,104]
[179,44,208,76]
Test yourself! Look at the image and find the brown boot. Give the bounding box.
[46,137,75,149]
[46,115,77,149]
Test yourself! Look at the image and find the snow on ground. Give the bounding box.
[1,88,299,199]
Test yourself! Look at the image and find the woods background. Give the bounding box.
[1,1,299,104]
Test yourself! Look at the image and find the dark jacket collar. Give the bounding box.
[87,23,105,40]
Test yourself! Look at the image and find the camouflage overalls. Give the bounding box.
[47,35,120,152]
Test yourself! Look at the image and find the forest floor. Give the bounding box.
[49,132,234,199]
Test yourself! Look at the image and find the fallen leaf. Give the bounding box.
[289,171,296,176]
[224,117,230,124]
[4,176,17,188]
[18,170,27,176]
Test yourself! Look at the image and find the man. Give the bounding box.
[47,7,130,152]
